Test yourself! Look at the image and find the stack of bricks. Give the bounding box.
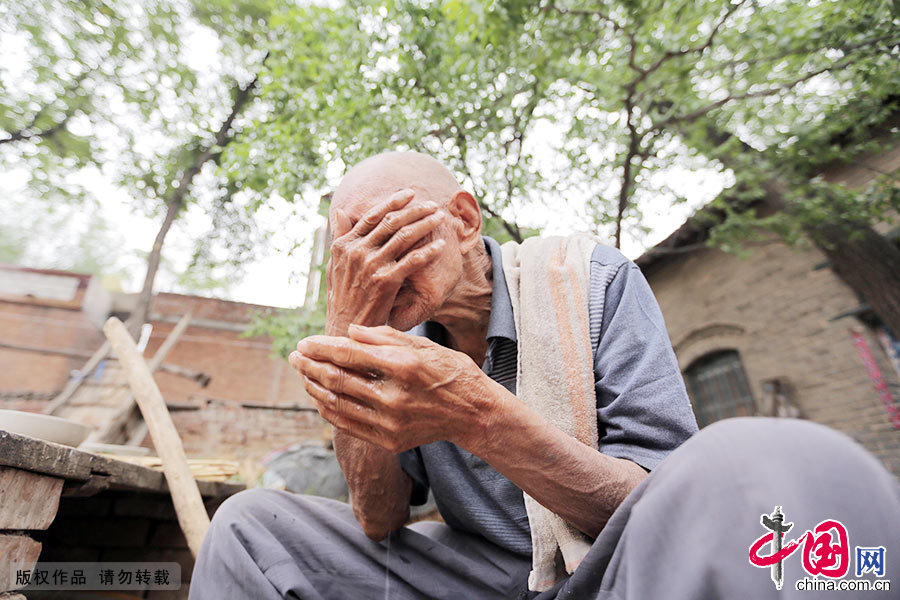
[0,467,64,599]
[32,489,228,600]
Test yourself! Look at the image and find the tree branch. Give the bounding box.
[652,53,862,130]
[640,237,781,259]
[714,32,899,71]
[502,76,542,209]
[634,0,747,82]
[0,72,91,145]
[410,67,524,242]
[542,3,627,34]
[615,103,643,249]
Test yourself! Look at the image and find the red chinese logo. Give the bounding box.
[750,512,850,580]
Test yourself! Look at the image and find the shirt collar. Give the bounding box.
[482,235,517,342]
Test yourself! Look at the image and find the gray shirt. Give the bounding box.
[400,235,698,556]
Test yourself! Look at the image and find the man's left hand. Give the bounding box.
[289,324,499,453]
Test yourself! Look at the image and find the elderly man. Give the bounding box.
[191,152,900,599]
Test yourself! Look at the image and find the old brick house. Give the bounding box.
[637,144,900,478]
[0,265,324,467]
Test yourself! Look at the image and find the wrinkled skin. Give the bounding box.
[289,324,496,453]
[324,188,457,336]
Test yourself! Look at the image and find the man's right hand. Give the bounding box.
[325,188,446,336]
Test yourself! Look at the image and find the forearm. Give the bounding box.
[325,323,410,540]
[460,377,647,538]
[333,429,412,540]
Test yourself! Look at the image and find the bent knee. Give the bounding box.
[652,417,892,494]
[210,488,288,530]
[690,416,863,462]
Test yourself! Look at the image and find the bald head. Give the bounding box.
[331,151,463,223]
[325,151,490,331]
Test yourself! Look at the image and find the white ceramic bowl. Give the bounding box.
[0,409,91,447]
[80,442,151,456]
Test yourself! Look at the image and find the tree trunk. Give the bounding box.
[126,195,183,337]
[125,69,263,338]
[815,224,900,337]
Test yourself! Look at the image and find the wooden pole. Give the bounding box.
[92,313,193,444]
[44,341,111,415]
[102,317,210,557]
[146,312,193,372]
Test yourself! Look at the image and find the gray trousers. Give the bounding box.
[190,418,900,599]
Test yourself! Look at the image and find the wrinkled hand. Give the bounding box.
[325,189,445,335]
[289,324,498,453]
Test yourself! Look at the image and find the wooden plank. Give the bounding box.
[103,317,210,557]
[106,477,243,499]
[63,471,242,499]
[0,467,63,530]
[0,534,41,593]
[147,312,193,372]
[61,473,112,498]
[0,430,92,481]
[193,479,244,498]
[89,452,165,491]
[88,454,242,497]
[0,341,95,359]
[0,293,81,310]
[0,429,242,499]
[125,420,149,446]
[45,341,111,415]
[158,362,210,386]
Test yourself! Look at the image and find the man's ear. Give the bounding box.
[447,190,482,253]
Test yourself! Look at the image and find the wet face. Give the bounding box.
[332,189,464,331]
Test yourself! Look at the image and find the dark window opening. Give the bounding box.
[684,350,756,428]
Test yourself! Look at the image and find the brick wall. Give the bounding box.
[140,293,327,464]
[144,300,302,408]
[0,301,105,397]
[170,403,326,462]
[0,283,328,468]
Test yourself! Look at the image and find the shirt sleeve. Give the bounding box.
[396,447,430,506]
[591,251,699,471]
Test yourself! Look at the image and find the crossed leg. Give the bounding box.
[189,488,532,599]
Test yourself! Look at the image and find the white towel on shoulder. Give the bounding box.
[499,233,601,592]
